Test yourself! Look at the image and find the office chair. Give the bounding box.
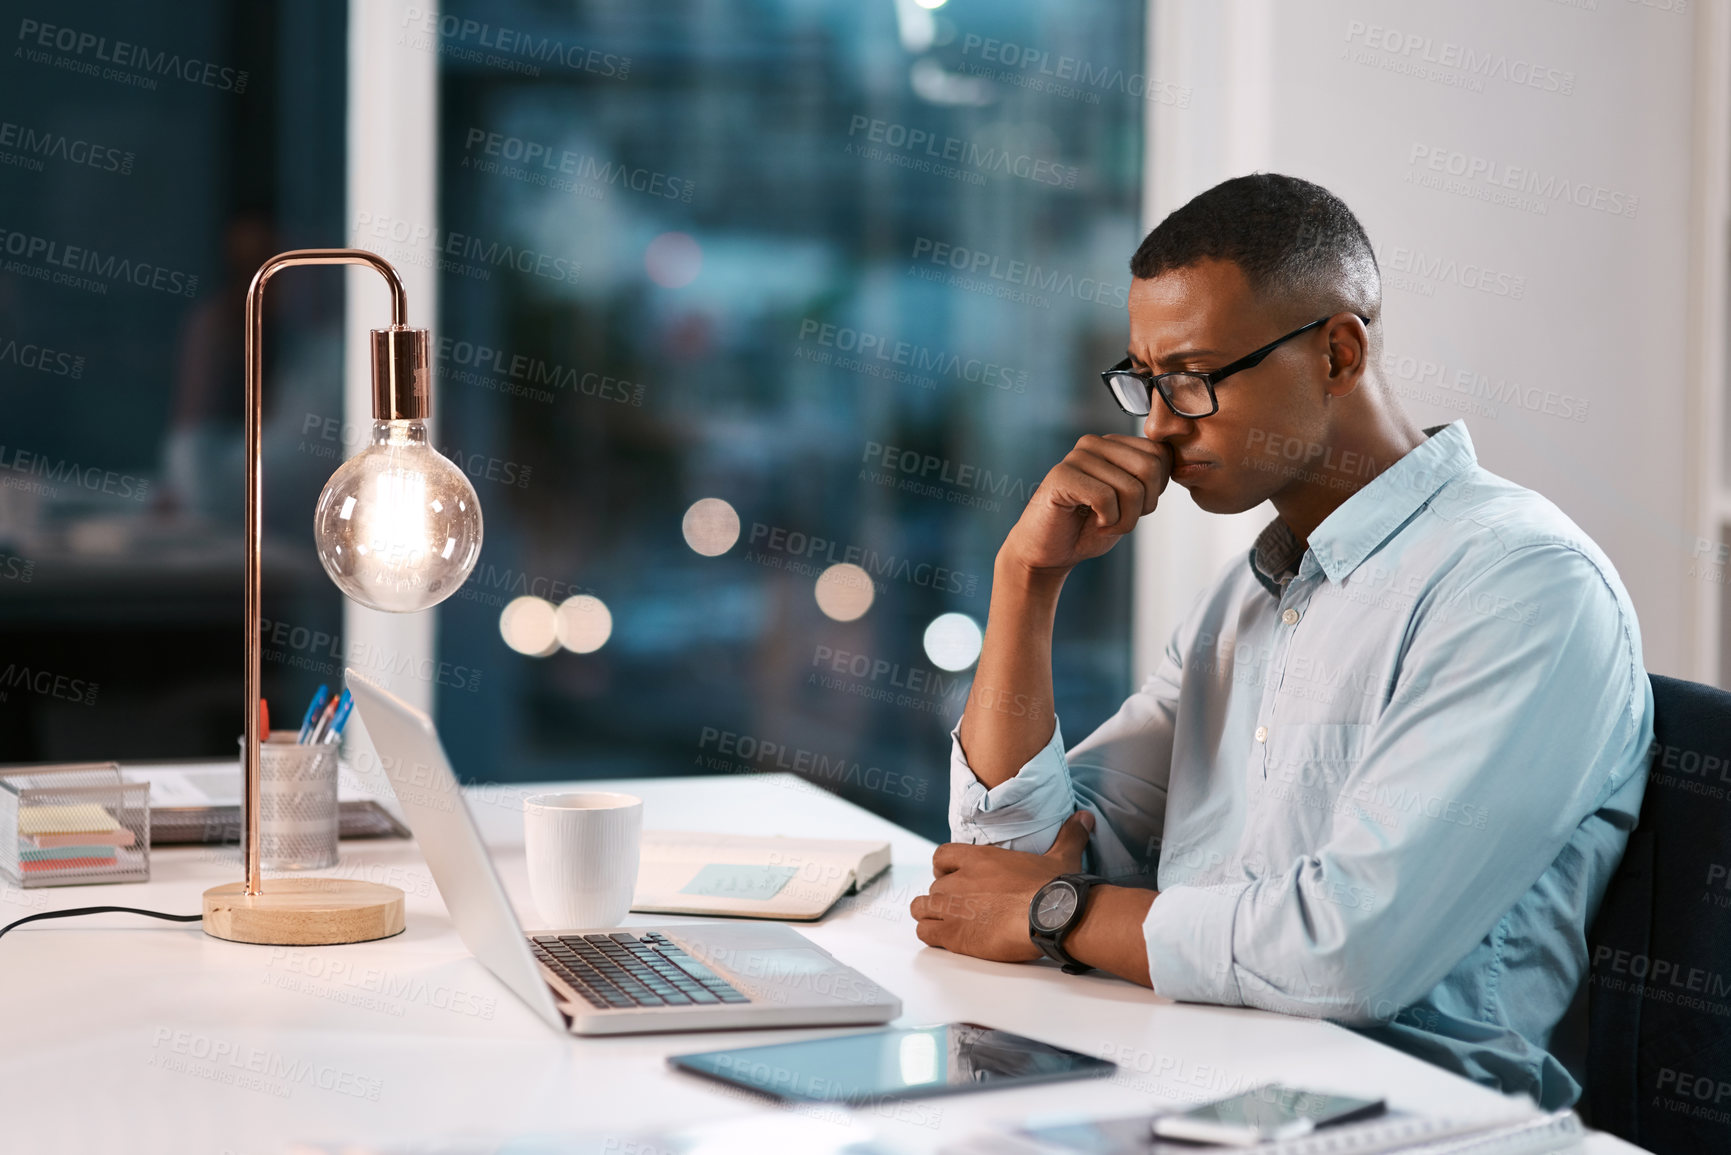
[1583,674,1731,1155]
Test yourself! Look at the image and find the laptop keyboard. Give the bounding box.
[530,931,752,1010]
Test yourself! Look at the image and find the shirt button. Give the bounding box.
[1254,726,1268,743]
[1281,608,1300,625]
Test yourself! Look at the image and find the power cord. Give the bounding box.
[0,906,203,941]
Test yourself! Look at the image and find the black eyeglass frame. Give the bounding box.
[1101,314,1369,419]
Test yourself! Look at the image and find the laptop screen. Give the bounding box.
[344,669,566,1029]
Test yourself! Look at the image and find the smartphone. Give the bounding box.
[1151,1083,1386,1146]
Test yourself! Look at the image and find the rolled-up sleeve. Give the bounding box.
[949,638,1184,884]
[949,719,1076,852]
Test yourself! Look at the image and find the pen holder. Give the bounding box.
[240,734,339,871]
[0,762,150,887]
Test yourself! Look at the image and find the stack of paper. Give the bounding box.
[17,802,129,875]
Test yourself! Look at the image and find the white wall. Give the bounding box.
[1135,0,1727,686]
[345,0,440,715]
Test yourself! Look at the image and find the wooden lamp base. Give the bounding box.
[202,878,405,945]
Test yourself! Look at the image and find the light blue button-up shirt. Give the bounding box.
[949,421,1653,1110]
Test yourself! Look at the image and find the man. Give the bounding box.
[910,173,1652,1110]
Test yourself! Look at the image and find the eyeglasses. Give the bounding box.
[1101,315,1367,419]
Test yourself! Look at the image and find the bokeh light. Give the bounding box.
[500,596,559,657]
[645,231,702,288]
[923,612,983,671]
[682,497,741,556]
[556,594,614,654]
[814,563,875,621]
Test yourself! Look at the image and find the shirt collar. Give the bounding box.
[1247,420,1477,595]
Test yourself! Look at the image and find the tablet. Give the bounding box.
[668,1022,1116,1104]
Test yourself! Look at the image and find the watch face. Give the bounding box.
[1033,881,1079,932]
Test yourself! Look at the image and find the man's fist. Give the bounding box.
[910,811,1097,964]
[1002,435,1171,574]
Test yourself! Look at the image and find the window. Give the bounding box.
[427,0,1146,839]
[0,1,348,760]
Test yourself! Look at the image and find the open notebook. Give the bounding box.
[630,831,891,921]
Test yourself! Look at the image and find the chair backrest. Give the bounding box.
[1585,673,1731,1154]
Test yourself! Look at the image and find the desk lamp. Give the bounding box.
[201,249,482,945]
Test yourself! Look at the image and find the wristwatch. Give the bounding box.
[1028,873,1107,974]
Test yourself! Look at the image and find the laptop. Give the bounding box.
[344,670,902,1036]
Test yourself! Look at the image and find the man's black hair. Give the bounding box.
[1129,173,1381,327]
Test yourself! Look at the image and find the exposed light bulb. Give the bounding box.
[313,419,483,612]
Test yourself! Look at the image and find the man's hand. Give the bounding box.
[1002,435,1171,575]
[910,811,1096,964]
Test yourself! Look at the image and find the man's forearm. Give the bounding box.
[1064,884,1156,988]
[956,555,1068,789]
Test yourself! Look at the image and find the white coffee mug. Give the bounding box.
[523,791,643,929]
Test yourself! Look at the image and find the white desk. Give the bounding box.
[0,773,1647,1154]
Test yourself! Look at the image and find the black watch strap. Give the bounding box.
[1030,873,1107,975]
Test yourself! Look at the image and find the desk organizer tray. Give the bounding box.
[0,762,150,887]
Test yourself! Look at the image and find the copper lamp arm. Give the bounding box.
[240,248,414,895]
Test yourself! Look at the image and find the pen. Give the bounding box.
[297,684,331,744]
[321,690,353,745]
[306,692,340,745]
